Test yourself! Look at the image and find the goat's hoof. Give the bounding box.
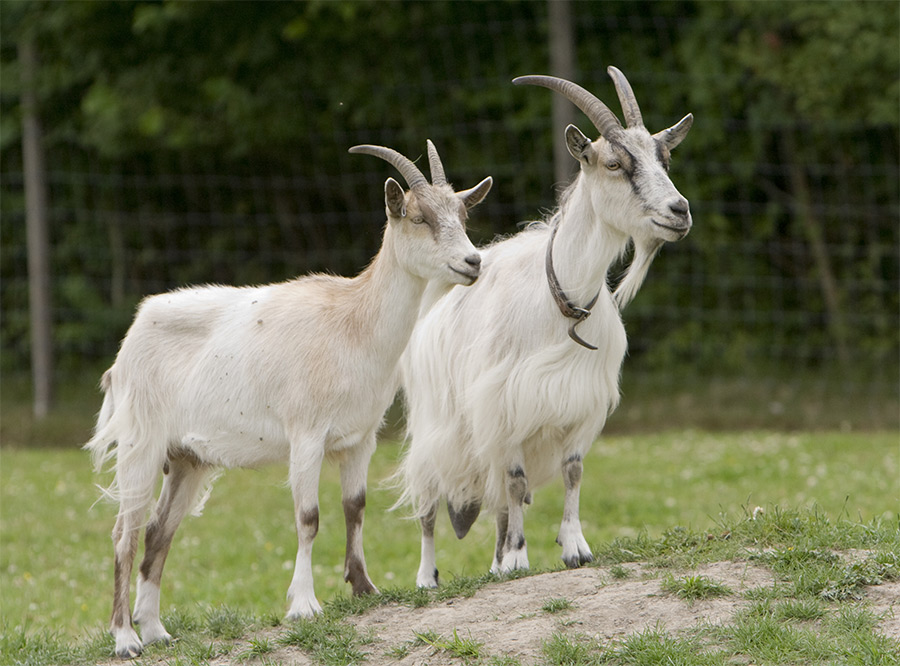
[416,568,439,589]
[499,548,529,573]
[113,628,143,659]
[286,598,323,620]
[351,581,379,596]
[136,619,172,647]
[562,551,593,569]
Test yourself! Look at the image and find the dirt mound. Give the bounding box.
[147,561,899,665]
[349,561,772,665]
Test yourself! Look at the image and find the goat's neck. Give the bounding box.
[550,175,629,307]
[350,224,428,360]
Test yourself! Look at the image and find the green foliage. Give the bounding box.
[1,1,897,384]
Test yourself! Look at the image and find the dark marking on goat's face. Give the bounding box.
[392,184,480,286]
[587,129,690,243]
[406,195,441,241]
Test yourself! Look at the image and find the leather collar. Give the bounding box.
[545,222,600,350]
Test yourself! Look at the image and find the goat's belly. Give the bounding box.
[178,426,290,468]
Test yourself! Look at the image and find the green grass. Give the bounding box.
[541,597,574,614]
[2,508,898,665]
[1,431,897,641]
[414,628,484,661]
[661,573,733,603]
[541,631,604,665]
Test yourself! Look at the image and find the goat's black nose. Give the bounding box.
[669,198,690,218]
[465,254,482,268]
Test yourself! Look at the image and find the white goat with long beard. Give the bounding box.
[85,141,491,658]
[398,68,693,587]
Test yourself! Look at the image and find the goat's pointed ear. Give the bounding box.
[457,176,492,210]
[565,125,595,165]
[653,113,693,150]
[385,177,407,220]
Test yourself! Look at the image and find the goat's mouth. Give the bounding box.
[651,218,691,240]
[449,265,480,285]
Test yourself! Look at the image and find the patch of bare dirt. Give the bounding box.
[152,561,899,665]
[349,561,772,665]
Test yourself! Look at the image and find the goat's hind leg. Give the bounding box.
[340,437,378,596]
[111,512,143,659]
[133,454,215,647]
[557,454,593,568]
[109,451,165,658]
[498,462,530,573]
[490,509,510,574]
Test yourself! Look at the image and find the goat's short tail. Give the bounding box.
[84,368,168,525]
[84,369,118,473]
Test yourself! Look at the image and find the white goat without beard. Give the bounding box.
[398,68,694,587]
[85,141,491,659]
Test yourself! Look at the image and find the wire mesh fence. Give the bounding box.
[2,2,897,430]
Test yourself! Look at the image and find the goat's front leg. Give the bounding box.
[497,463,530,573]
[416,501,439,588]
[286,439,325,619]
[556,454,593,568]
[340,437,378,596]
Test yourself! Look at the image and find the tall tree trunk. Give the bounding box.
[548,0,577,189]
[780,129,850,368]
[20,37,54,417]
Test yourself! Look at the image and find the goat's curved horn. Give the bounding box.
[513,74,623,140]
[349,144,428,190]
[426,140,447,186]
[607,66,643,128]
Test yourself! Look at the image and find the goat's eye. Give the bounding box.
[606,160,621,171]
[411,216,426,225]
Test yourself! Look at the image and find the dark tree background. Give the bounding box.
[2,0,897,426]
